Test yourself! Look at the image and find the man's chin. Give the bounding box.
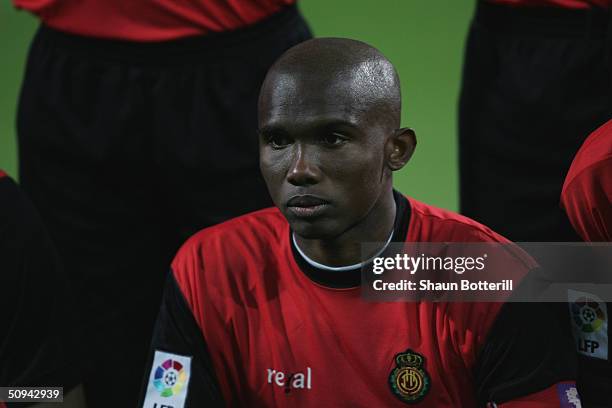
[289,219,337,240]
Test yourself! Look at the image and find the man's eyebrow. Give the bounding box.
[316,119,360,131]
[258,118,361,136]
[257,125,288,136]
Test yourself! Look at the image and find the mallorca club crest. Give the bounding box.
[389,349,430,404]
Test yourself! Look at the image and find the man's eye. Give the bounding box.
[321,133,347,146]
[268,135,292,149]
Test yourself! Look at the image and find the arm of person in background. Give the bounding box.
[561,156,612,242]
[560,118,612,242]
[0,172,86,408]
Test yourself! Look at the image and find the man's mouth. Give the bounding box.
[286,195,329,218]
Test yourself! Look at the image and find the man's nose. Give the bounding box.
[286,144,320,186]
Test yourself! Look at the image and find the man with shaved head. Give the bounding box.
[140,38,579,407]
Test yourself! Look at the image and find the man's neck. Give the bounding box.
[293,190,397,267]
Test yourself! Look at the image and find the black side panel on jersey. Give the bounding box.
[140,272,224,407]
[473,300,577,405]
[0,176,80,391]
[576,350,612,406]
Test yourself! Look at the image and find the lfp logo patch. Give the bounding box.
[143,351,191,408]
[568,290,608,361]
[154,359,187,397]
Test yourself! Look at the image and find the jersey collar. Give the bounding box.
[290,190,411,289]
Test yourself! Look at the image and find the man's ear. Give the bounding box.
[386,127,416,171]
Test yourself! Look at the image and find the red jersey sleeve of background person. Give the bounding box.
[12,0,296,41]
[486,0,611,9]
[561,119,612,241]
[161,196,577,407]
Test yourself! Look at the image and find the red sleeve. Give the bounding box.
[498,382,581,407]
[561,157,612,241]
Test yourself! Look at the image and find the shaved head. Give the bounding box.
[259,38,402,130]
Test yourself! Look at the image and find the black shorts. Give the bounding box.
[459,1,612,242]
[17,6,311,407]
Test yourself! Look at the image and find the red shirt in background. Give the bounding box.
[13,0,296,41]
[561,119,612,242]
[487,0,611,8]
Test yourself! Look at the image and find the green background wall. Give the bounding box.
[0,1,474,211]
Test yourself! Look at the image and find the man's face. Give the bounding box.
[258,72,392,239]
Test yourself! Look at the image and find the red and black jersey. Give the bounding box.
[142,192,579,407]
[13,0,296,41]
[0,171,80,401]
[486,0,611,9]
[561,119,612,242]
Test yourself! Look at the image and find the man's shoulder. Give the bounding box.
[407,197,537,285]
[407,197,510,243]
[171,207,289,312]
[180,206,285,252]
[196,206,285,241]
